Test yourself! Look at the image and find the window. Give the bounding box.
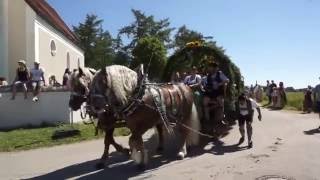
[50,40,57,56]
[66,52,70,68]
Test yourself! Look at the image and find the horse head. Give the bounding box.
[68,67,96,111]
[89,65,138,114]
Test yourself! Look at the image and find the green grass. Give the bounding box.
[261,92,304,111]
[0,123,130,152]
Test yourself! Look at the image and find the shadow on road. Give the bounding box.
[26,127,244,180]
[303,128,320,135]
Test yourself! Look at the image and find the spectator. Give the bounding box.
[49,75,61,87]
[303,86,313,113]
[313,77,320,129]
[278,82,287,108]
[11,60,30,100]
[30,61,46,102]
[266,80,272,104]
[0,77,8,87]
[62,68,71,86]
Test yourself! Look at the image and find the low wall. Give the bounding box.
[0,88,83,129]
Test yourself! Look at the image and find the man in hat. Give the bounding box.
[235,93,262,148]
[11,60,30,100]
[201,62,229,135]
[313,77,320,129]
[30,61,46,102]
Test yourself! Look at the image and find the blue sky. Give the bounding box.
[47,0,320,88]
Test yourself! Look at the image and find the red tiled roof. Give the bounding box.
[25,0,81,48]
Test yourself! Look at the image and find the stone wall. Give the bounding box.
[0,87,83,129]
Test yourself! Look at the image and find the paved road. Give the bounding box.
[1,109,320,180]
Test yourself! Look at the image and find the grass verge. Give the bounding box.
[0,123,130,152]
[261,92,304,111]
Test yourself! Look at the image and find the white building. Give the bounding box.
[0,0,85,129]
[0,0,84,83]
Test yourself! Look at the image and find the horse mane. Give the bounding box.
[104,65,138,107]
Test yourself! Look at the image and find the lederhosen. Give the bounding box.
[203,72,224,99]
[236,99,254,126]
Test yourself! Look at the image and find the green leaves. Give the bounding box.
[73,14,115,69]
[119,9,174,52]
[132,37,167,80]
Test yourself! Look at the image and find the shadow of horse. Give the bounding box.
[26,125,241,180]
[303,128,320,135]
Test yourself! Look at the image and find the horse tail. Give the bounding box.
[186,102,200,146]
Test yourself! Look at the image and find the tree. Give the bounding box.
[119,9,174,52]
[173,25,213,50]
[131,37,167,80]
[73,14,115,69]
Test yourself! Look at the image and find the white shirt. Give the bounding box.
[30,68,44,81]
[184,74,202,86]
[239,98,258,116]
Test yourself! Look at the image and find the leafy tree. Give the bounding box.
[119,9,174,51]
[131,36,167,80]
[73,14,115,69]
[173,25,213,50]
[113,51,131,66]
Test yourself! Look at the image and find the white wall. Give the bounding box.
[0,0,9,79]
[35,18,84,84]
[0,91,83,129]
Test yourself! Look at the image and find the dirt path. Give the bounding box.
[1,109,320,180]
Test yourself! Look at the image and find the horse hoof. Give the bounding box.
[177,152,185,160]
[122,148,130,157]
[156,147,164,153]
[95,162,105,170]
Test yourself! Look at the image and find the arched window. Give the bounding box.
[66,52,70,68]
[50,40,57,56]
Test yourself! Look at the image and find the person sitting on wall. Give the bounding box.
[30,61,46,102]
[11,60,30,100]
[62,68,71,86]
[0,77,8,87]
[49,75,61,87]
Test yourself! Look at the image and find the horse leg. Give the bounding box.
[129,133,147,169]
[156,124,164,153]
[177,128,188,160]
[95,132,112,169]
[109,127,130,156]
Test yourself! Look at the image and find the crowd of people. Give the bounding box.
[0,60,72,102]
[171,62,262,148]
[265,80,287,109]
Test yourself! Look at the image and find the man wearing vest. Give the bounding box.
[201,62,229,135]
[236,93,262,148]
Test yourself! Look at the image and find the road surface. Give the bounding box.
[1,109,320,180]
